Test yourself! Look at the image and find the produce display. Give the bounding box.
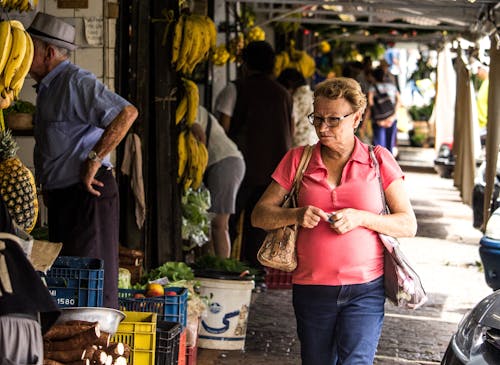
[274,40,316,79]
[43,320,129,365]
[210,44,230,66]
[0,0,37,12]
[0,20,34,108]
[0,127,38,232]
[171,13,217,75]
[180,187,211,249]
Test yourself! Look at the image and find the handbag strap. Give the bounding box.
[368,145,389,215]
[290,145,314,198]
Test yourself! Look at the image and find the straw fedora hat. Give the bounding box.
[27,12,77,51]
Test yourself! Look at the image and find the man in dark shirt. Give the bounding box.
[217,41,293,266]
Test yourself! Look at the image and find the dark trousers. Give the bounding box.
[233,183,267,267]
[293,276,385,365]
[47,168,119,309]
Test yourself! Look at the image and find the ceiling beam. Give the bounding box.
[270,16,467,32]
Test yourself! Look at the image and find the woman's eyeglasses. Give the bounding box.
[307,111,355,128]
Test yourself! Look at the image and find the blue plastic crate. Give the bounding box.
[45,256,104,307]
[118,287,188,327]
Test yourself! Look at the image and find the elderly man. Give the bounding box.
[28,12,138,308]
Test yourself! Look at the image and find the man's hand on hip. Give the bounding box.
[81,160,104,196]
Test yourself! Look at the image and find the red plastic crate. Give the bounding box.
[265,268,293,289]
[177,329,186,365]
[186,342,197,365]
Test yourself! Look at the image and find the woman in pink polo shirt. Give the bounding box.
[252,77,416,365]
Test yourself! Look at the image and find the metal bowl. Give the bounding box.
[55,307,125,334]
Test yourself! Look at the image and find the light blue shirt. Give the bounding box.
[34,60,130,189]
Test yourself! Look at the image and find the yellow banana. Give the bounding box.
[192,139,208,190]
[192,15,211,63]
[10,30,34,98]
[182,130,197,192]
[182,78,199,126]
[176,16,195,72]
[184,16,203,75]
[204,16,217,51]
[0,85,13,110]
[171,15,185,65]
[0,22,12,76]
[187,130,200,189]
[175,95,187,125]
[19,0,29,12]
[177,129,188,182]
[1,25,27,89]
[9,20,25,31]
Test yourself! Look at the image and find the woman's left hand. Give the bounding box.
[329,208,361,234]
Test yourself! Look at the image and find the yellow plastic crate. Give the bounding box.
[112,311,157,365]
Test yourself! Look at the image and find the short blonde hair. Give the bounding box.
[314,77,367,112]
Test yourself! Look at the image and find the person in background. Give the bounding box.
[475,63,489,132]
[28,12,138,308]
[384,42,401,91]
[365,67,400,155]
[191,106,245,258]
[379,59,397,86]
[277,68,318,147]
[356,56,374,95]
[215,41,293,267]
[355,56,375,143]
[251,77,416,364]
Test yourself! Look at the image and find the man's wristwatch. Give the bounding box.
[87,150,103,163]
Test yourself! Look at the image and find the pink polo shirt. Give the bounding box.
[271,138,404,286]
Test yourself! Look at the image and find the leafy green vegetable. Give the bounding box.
[4,100,36,115]
[118,268,132,289]
[147,261,195,282]
[191,255,258,276]
[181,186,212,250]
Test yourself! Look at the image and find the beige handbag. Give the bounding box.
[257,145,314,272]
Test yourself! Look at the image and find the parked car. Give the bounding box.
[441,208,500,365]
[434,133,486,180]
[472,157,500,229]
[440,289,500,364]
[434,140,455,179]
[479,207,500,291]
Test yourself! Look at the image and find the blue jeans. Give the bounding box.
[372,120,398,154]
[293,276,385,365]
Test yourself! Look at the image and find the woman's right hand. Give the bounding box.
[297,206,330,228]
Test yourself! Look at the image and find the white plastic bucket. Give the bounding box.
[196,276,255,350]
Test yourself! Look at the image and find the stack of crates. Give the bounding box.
[45,256,104,307]
[118,287,188,365]
[112,311,157,365]
[156,321,182,365]
[264,268,293,289]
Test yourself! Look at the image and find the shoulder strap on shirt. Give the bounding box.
[205,110,212,149]
[369,145,390,215]
[291,145,314,197]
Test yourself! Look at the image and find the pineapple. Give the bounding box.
[0,128,38,233]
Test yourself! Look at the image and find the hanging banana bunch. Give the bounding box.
[210,44,230,66]
[0,20,35,109]
[274,44,316,79]
[171,13,217,75]
[177,127,208,192]
[175,79,207,192]
[175,77,199,127]
[0,0,37,12]
[245,26,265,44]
